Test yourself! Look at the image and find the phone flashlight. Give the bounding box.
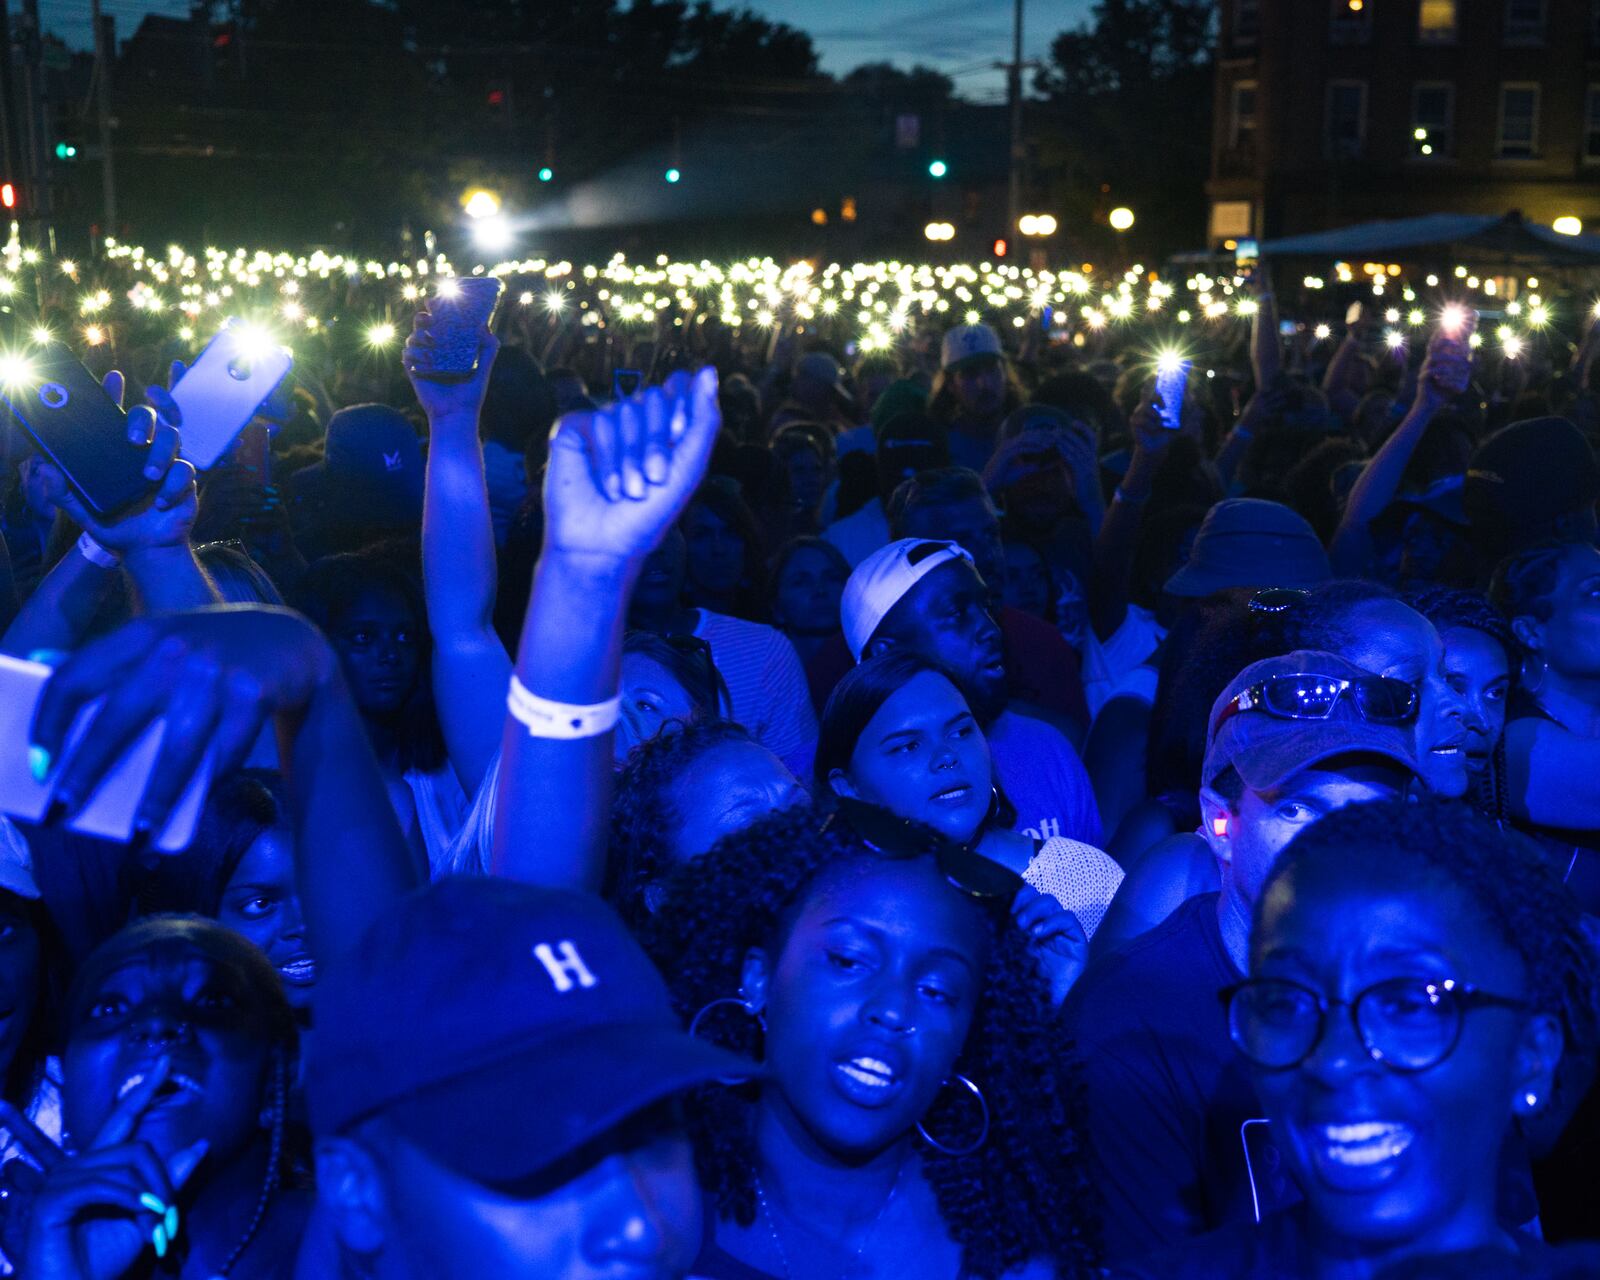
[1154,351,1190,431]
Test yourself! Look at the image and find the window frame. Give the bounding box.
[1234,0,1260,46]
[1410,81,1455,158]
[1230,80,1260,150]
[1496,82,1541,158]
[1503,0,1546,45]
[1325,79,1369,159]
[1417,0,1458,44]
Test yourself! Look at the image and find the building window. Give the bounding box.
[1330,0,1371,44]
[1235,0,1259,45]
[1230,81,1259,150]
[1497,84,1540,157]
[1586,86,1600,160]
[1326,81,1367,158]
[1504,0,1546,43]
[1412,83,1453,156]
[1418,0,1457,42]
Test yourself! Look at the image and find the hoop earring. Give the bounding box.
[688,997,766,1083]
[1523,656,1546,695]
[916,1074,990,1158]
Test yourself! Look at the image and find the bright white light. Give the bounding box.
[1156,350,1187,375]
[471,216,514,253]
[231,323,277,362]
[1385,331,1405,349]
[28,326,49,345]
[1553,216,1583,237]
[1503,335,1524,357]
[0,352,34,386]
[1108,207,1135,231]
[1440,304,1467,335]
[462,189,502,220]
[436,279,461,300]
[366,322,396,347]
[1314,324,1331,339]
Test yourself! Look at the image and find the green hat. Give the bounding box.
[870,378,930,434]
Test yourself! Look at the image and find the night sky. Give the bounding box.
[45,0,1098,101]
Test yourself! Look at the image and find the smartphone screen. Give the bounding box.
[1346,301,1364,326]
[613,369,643,399]
[414,278,504,382]
[1155,356,1191,430]
[1234,238,1259,273]
[0,345,153,518]
[1278,320,1297,337]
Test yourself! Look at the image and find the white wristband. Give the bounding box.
[75,532,120,569]
[506,674,621,740]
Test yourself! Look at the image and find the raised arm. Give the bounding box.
[491,368,720,891]
[407,320,511,794]
[1329,316,1473,576]
[1248,266,1280,391]
[29,605,418,962]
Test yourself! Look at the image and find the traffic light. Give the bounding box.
[54,142,76,160]
[992,238,1008,257]
[1,183,16,210]
[664,167,681,184]
[927,159,948,179]
[538,166,554,182]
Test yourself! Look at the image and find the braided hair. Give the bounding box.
[1263,795,1600,1058]
[1488,540,1587,661]
[644,804,1101,1279]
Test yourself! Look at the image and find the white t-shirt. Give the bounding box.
[694,610,818,780]
[1024,839,1125,940]
[1082,604,1165,720]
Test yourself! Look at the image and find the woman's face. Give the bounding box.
[1337,600,1467,799]
[753,857,989,1161]
[1438,627,1509,777]
[1250,867,1547,1256]
[1534,544,1600,682]
[0,894,41,1079]
[217,831,313,1012]
[64,947,276,1162]
[331,585,423,716]
[772,547,847,638]
[682,504,746,599]
[617,653,699,762]
[1001,542,1053,622]
[835,672,993,844]
[665,741,807,863]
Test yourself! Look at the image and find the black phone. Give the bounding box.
[0,346,153,518]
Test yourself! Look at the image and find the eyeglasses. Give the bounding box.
[1221,976,1532,1073]
[1212,672,1419,735]
[1247,587,1310,615]
[823,796,1023,904]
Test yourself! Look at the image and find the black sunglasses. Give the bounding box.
[823,796,1024,904]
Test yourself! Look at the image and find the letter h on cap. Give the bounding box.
[532,940,599,993]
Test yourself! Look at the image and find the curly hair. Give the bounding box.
[644,804,1101,1278]
[1401,585,1512,652]
[1264,795,1600,1058]
[1271,578,1398,656]
[604,718,773,928]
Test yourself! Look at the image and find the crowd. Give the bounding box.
[0,245,1591,1280]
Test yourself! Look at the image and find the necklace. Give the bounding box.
[753,1158,906,1280]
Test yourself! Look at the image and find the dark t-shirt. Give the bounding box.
[1061,892,1288,1261]
[1112,1210,1600,1280]
[804,605,1090,728]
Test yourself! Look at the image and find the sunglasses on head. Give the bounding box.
[823,796,1023,904]
[1247,587,1311,615]
[1213,672,1419,735]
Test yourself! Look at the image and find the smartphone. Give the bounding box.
[0,344,154,518]
[1155,355,1191,430]
[1278,319,1297,337]
[1040,305,1054,333]
[0,653,212,852]
[412,277,505,382]
[613,369,643,399]
[1346,301,1364,326]
[170,325,294,472]
[1234,238,1259,274]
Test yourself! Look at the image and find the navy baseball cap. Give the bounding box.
[1203,651,1418,792]
[306,878,752,1183]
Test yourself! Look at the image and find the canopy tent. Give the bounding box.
[1260,211,1600,267]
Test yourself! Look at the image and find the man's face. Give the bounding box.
[370,1104,701,1280]
[951,358,1006,419]
[898,498,1005,606]
[1208,763,1410,914]
[873,559,1006,720]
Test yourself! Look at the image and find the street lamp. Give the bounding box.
[461,188,501,220]
[1019,213,1057,236]
[1108,206,1135,232]
[1553,215,1584,236]
[924,221,955,242]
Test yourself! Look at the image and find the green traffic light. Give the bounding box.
[665,167,681,184]
[928,159,948,178]
[538,167,554,182]
[54,143,76,160]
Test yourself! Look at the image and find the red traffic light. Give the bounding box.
[992,237,1008,258]
[1,184,16,210]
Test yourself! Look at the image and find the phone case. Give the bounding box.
[0,654,213,852]
[170,327,294,472]
[0,347,152,517]
[412,277,504,381]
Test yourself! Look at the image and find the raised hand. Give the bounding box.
[1012,885,1089,1007]
[28,370,196,554]
[22,1054,209,1280]
[542,366,720,568]
[1417,311,1476,410]
[29,606,336,833]
[401,314,500,430]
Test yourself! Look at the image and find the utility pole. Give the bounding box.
[90,0,115,234]
[17,0,45,231]
[998,0,1034,237]
[0,0,19,185]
